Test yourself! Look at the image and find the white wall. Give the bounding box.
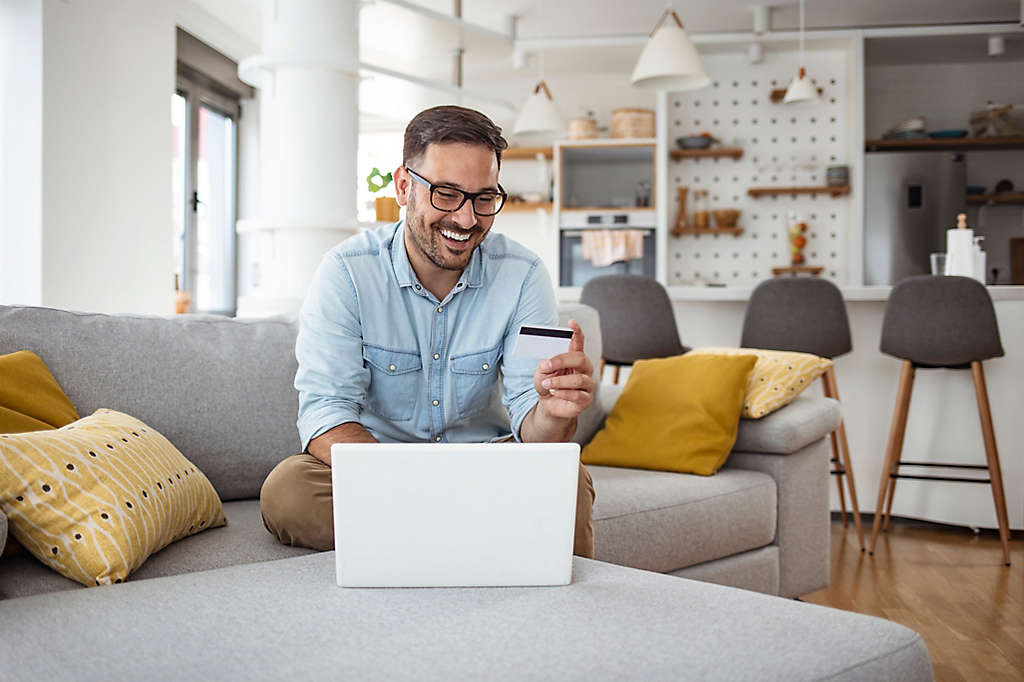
[0,0,43,306]
[38,0,176,314]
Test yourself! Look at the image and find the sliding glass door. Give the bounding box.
[173,80,239,315]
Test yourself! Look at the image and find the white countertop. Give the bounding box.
[558,285,1024,303]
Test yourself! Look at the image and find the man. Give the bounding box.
[260,105,597,557]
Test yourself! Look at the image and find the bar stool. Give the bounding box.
[580,275,687,384]
[741,277,865,550]
[869,275,1010,565]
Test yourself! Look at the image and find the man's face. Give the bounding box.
[397,142,500,273]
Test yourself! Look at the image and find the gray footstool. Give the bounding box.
[0,554,931,681]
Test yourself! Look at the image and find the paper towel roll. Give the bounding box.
[946,228,974,277]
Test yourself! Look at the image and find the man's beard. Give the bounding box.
[406,197,479,272]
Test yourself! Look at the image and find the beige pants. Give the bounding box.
[260,453,596,559]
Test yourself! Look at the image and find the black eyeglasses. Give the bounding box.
[405,167,507,217]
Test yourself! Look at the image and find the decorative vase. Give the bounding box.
[375,197,401,222]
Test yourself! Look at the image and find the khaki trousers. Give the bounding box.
[260,453,596,559]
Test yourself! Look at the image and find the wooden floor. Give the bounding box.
[802,518,1023,682]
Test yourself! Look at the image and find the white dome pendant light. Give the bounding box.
[783,0,819,104]
[514,52,564,136]
[631,7,710,91]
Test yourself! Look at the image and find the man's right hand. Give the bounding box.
[307,422,378,466]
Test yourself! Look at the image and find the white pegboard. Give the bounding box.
[666,48,853,287]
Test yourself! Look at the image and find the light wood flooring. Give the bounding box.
[802,518,1023,682]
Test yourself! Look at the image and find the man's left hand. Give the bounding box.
[533,319,595,421]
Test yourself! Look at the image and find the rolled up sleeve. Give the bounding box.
[295,252,369,452]
[501,260,559,441]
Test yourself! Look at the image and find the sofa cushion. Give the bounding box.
[685,347,832,418]
[0,554,933,681]
[0,500,316,600]
[0,305,302,501]
[733,394,842,454]
[583,354,756,476]
[0,350,81,433]
[0,410,227,586]
[590,464,776,573]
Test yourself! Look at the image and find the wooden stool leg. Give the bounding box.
[599,358,606,383]
[826,367,866,551]
[612,365,620,384]
[881,365,914,533]
[971,361,1012,566]
[870,361,915,555]
[822,377,848,526]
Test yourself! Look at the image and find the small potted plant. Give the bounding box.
[367,168,401,222]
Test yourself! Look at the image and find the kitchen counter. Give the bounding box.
[560,285,1024,302]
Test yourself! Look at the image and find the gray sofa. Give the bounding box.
[0,303,934,681]
[0,302,838,600]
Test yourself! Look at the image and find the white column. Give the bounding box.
[236,0,361,317]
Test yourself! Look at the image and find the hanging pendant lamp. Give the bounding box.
[783,0,819,104]
[513,80,564,135]
[631,8,709,91]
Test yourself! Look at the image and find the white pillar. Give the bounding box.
[236,0,361,317]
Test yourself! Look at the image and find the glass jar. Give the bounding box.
[692,189,710,229]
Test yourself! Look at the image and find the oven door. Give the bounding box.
[559,228,656,287]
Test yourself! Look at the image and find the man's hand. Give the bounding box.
[529,319,595,430]
[307,422,378,466]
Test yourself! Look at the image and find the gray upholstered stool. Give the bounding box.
[741,277,865,550]
[580,275,687,384]
[870,275,1010,565]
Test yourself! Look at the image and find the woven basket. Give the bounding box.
[611,108,654,138]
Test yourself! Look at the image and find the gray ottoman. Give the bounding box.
[0,554,931,681]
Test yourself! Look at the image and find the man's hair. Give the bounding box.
[403,105,508,170]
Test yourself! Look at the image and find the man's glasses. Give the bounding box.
[405,167,507,217]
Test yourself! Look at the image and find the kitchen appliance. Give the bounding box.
[559,212,656,287]
[864,152,967,285]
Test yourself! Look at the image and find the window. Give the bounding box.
[173,29,252,315]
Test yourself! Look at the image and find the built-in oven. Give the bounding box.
[558,212,656,287]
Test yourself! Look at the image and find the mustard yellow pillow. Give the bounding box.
[581,354,756,476]
[0,350,80,434]
[0,409,226,586]
[685,347,832,419]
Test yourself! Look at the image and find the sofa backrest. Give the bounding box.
[0,305,302,501]
[0,302,604,499]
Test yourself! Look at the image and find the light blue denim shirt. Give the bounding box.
[295,221,558,450]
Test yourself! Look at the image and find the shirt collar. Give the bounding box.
[391,220,485,291]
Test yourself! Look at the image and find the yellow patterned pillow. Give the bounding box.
[684,347,832,419]
[0,409,226,586]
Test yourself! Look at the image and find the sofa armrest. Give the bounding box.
[725,439,831,598]
[734,395,841,455]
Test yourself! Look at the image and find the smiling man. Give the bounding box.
[260,105,597,557]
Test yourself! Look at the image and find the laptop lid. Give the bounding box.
[331,442,580,588]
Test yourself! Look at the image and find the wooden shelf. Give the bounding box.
[669,148,744,160]
[772,265,824,276]
[503,201,553,212]
[671,226,744,237]
[966,192,1024,205]
[560,206,655,212]
[865,136,1024,152]
[748,186,850,198]
[503,146,553,160]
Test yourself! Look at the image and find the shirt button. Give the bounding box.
[388,364,396,371]
[482,363,489,370]
[435,436,442,442]
[433,353,440,360]
[414,284,421,290]
[432,400,439,406]
[436,306,443,313]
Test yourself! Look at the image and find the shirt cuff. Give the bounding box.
[297,402,363,453]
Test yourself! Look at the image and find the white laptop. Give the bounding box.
[331,442,580,588]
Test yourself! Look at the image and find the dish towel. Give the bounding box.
[581,230,646,268]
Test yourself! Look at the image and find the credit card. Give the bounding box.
[510,325,574,359]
